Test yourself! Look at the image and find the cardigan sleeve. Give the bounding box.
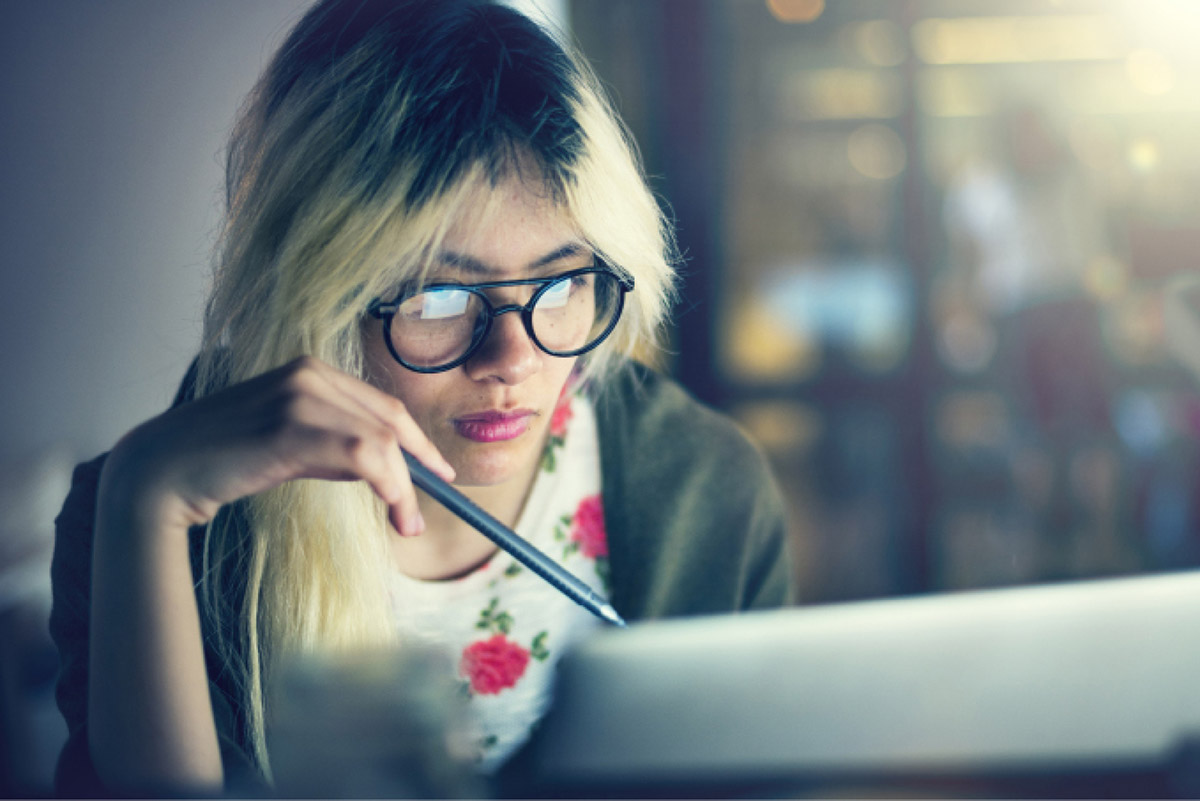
[594,362,796,620]
[48,454,266,797]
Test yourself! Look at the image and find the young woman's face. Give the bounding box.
[364,178,586,489]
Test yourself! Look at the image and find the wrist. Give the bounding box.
[99,424,211,540]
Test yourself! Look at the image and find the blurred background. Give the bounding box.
[571,0,1200,603]
[3,0,1200,795]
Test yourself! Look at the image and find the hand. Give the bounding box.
[107,356,454,537]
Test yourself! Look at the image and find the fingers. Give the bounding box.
[109,356,449,537]
[279,389,426,537]
[273,357,457,536]
[293,357,456,482]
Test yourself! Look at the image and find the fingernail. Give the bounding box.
[405,512,426,536]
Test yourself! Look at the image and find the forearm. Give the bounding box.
[74,355,453,792]
[88,447,224,794]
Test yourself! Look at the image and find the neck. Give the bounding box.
[391,448,543,581]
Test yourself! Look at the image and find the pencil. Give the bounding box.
[402,451,627,628]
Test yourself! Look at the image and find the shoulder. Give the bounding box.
[589,361,792,618]
[592,360,763,478]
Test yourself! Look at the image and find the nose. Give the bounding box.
[463,307,540,385]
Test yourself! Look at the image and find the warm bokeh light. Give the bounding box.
[1125,48,1174,96]
[917,68,996,118]
[731,400,822,456]
[767,0,824,24]
[1129,137,1161,172]
[722,295,821,383]
[847,123,907,180]
[911,15,1124,64]
[780,68,902,120]
[849,19,907,68]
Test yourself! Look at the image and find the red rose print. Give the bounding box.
[570,494,607,559]
[460,634,530,695]
[550,393,574,438]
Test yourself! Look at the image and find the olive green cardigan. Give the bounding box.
[49,360,794,795]
[595,361,794,617]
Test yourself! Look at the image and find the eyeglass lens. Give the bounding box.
[388,271,622,370]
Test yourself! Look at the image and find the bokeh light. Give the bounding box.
[1125,48,1174,96]
[1129,138,1161,172]
[850,19,907,68]
[847,123,907,180]
[767,0,824,25]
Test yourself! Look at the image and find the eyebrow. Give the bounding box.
[435,243,589,277]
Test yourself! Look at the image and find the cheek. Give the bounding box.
[368,337,479,444]
[363,328,433,410]
[362,330,403,394]
[547,357,580,399]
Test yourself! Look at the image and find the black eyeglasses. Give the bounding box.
[367,263,635,373]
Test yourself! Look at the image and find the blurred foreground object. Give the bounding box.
[268,647,481,798]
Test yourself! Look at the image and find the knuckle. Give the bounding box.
[343,425,393,466]
[371,421,397,448]
[280,356,320,389]
[342,433,372,463]
[380,391,407,418]
[292,354,320,371]
[269,366,325,416]
[271,385,309,425]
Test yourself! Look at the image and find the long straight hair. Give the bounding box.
[195,0,676,777]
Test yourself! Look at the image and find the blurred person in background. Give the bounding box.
[943,102,1122,576]
[48,0,793,795]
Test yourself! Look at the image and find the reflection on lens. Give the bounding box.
[392,289,481,367]
[532,272,625,355]
[533,274,596,352]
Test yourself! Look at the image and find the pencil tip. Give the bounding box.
[600,604,627,628]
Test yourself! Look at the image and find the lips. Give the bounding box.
[454,409,534,443]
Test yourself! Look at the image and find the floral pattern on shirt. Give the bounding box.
[460,598,551,698]
[540,382,575,472]
[569,495,607,558]
[554,493,611,593]
[461,634,529,695]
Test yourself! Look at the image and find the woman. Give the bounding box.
[50,0,793,795]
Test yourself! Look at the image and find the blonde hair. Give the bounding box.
[194,0,676,777]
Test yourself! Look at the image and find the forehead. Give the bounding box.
[436,176,585,276]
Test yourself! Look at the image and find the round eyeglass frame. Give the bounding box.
[366,264,635,374]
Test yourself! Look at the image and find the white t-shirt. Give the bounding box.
[386,387,610,772]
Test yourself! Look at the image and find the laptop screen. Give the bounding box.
[503,569,1200,797]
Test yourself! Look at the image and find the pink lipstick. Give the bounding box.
[454,410,533,443]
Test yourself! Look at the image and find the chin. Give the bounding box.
[450,441,539,488]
